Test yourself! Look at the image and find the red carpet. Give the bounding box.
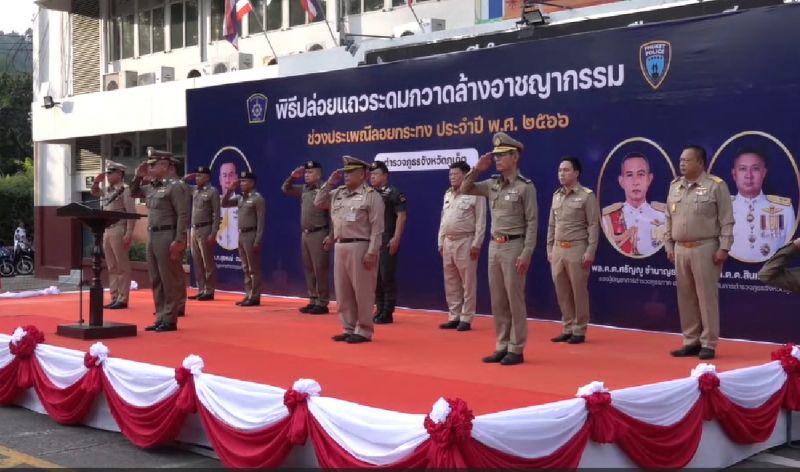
[0,290,777,415]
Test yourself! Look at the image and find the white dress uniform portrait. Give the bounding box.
[728,149,796,263]
[601,152,667,258]
[216,161,240,251]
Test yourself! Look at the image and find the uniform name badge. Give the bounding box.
[506,191,519,202]
[346,207,357,222]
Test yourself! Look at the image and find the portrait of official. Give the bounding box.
[709,131,800,264]
[727,148,795,262]
[600,152,668,258]
[210,147,252,252]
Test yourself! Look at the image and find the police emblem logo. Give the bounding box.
[639,40,672,90]
[246,93,268,124]
[494,136,501,146]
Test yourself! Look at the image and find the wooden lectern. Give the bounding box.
[56,202,142,339]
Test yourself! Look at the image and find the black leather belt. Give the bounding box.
[337,238,369,243]
[192,221,212,229]
[303,225,329,234]
[149,225,176,232]
[239,226,256,233]
[492,234,523,243]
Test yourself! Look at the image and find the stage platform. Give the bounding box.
[0,289,778,414]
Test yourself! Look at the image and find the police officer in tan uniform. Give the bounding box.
[547,157,600,344]
[314,156,385,344]
[462,132,538,366]
[437,161,487,331]
[131,148,189,332]
[282,161,331,315]
[168,160,190,316]
[665,145,734,360]
[222,171,265,307]
[758,237,800,293]
[91,161,136,310]
[183,166,221,301]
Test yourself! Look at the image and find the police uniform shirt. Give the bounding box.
[547,185,600,256]
[284,183,329,231]
[235,191,266,242]
[375,185,406,240]
[192,184,221,233]
[730,192,795,262]
[142,179,190,242]
[462,169,538,259]
[664,172,734,251]
[438,189,487,249]
[326,183,385,255]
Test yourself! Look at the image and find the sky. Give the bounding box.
[0,0,38,35]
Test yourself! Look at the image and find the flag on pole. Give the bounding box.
[299,0,323,21]
[223,0,254,49]
[407,0,412,7]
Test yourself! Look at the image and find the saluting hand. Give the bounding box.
[328,169,344,186]
[515,255,530,275]
[183,173,197,183]
[291,166,305,179]
[475,153,494,173]
[93,173,106,184]
[136,162,149,178]
[363,252,377,270]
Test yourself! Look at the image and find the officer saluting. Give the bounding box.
[90,160,136,310]
[183,166,221,301]
[314,156,385,344]
[461,132,538,366]
[282,161,331,315]
[222,171,265,307]
[130,148,189,332]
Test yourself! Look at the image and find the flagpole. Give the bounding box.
[408,1,424,31]
[246,0,280,63]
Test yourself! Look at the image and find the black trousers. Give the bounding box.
[375,242,399,314]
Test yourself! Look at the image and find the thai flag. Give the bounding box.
[223,0,253,49]
[300,0,322,21]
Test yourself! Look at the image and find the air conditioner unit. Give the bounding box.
[305,42,325,52]
[392,18,445,38]
[186,62,213,78]
[102,71,138,91]
[210,52,254,74]
[137,66,175,85]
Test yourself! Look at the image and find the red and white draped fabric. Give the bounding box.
[0,327,798,469]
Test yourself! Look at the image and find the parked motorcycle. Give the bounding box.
[13,240,34,276]
[0,246,15,277]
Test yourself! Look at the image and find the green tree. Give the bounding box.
[0,72,33,176]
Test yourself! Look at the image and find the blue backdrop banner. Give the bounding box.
[187,4,800,343]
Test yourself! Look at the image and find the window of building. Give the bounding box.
[110,0,135,60]
[169,0,199,49]
[289,0,326,26]
[345,0,360,15]
[137,0,165,55]
[391,0,405,7]
[365,0,383,12]
[210,0,225,41]
[247,0,282,33]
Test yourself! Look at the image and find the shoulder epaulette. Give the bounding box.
[583,187,593,193]
[709,175,723,184]
[602,202,623,215]
[651,201,667,212]
[671,176,681,184]
[365,187,374,193]
[767,195,792,206]
[517,174,532,184]
[491,174,501,181]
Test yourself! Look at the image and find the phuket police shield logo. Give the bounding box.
[247,93,268,124]
[639,41,672,90]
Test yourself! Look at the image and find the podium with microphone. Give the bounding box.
[55,202,142,339]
